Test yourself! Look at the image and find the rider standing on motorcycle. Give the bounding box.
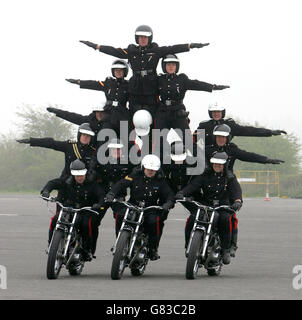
[105,154,175,261]
[16,123,96,178]
[46,100,107,148]
[194,102,287,146]
[80,25,209,118]
[205,124,285,172]
[175,152,243,265]
[64,60,130,137]
[41,159,106,261]
[155,54,229,146]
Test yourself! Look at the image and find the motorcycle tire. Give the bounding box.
[111,231,131,280]
[186,230,203,280]
[46,230,65,280]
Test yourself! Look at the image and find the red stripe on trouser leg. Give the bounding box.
[185,217,190,228]
[229,216,232,234]
[49,215,55,231]
[89,217,92,238]
[233,213,238,230]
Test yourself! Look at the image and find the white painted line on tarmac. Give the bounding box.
[169,218,186,221]
[0,198,20,201]
[0,214,19,216]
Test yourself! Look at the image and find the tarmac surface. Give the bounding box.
[0,194,302,300]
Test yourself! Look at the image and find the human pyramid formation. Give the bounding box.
[17,25,286,268]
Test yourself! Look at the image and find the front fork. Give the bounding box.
[48,208,78,260]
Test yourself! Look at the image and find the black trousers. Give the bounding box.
[48,210,105,254]
[129,94,158,119]
[114,208,164,251]
[185,209,232,250]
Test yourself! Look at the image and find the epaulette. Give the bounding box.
[225,118,235,122]
[68,140,77,144]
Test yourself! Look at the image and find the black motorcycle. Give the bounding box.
[177,198,235,279]
[110,200,163,280]
[42,196,99,279]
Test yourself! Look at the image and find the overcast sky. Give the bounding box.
[1,0,301,151]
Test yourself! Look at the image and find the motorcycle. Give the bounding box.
[42,196,99,279]
[177,198,235,279]
[110,199,163,280]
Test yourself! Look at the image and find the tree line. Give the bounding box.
[0,105,301,197]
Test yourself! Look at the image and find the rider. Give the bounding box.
[205,124,285,172]
[47,100,107,148]
[194,102,287,146]
[175,151,243,265]
[105,154,175,261]
[155,54,229,143]
[65,59,130,136]
[40,159,106,261]
[80,25,209,118]
[16,123,96,178]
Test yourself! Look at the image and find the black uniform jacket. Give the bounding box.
[110,167,175,207]
[158,73,213,110]
[181,168,242,206]
[42,176,105,208]
[79,77,129,108]
[98,42,190,95]
[205,142,269,171]
[52,109,105,137]
[29,137,95,177]
[195,118,274,146]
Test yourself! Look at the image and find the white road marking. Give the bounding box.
[0,214,19,216]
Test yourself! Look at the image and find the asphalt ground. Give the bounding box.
[0,194,302,300]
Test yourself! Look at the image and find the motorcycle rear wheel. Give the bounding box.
[111,231,131,280]
[186,230,203,280]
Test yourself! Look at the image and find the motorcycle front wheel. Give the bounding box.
[111,231,131,280]
[46,230,65,280]
[186,230,203,280]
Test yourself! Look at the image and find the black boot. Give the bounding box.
[148,249,160,261]
[221,249,231,265]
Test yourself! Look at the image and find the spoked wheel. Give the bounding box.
[66,239,84,276]
[47,230,65,279]
[111,231,131,280]
[186,230,203,280]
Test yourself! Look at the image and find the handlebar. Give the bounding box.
[176,198,235,214]
[41,196,100,215]
[112,199,163,212]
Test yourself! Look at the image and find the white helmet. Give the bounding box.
[108,138,124,149]
[92,98,106,112]
[132,110,153,136]
[141,154,161,171]
[170,141,187,162]
[208,102,226,118]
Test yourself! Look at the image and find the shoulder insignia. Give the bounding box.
[125,175,133,181]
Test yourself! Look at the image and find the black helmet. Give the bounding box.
[161,54,180,74]
[70,159,87,176]
[170,141,186,162]
[208,103,226,119]
[77,123,95,142]
[210,151,228,165]
[111,59,129,78]
[213,124,232,143]
[135,25,153,44]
